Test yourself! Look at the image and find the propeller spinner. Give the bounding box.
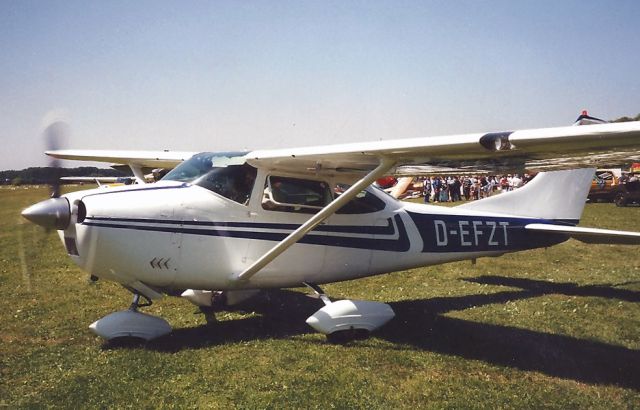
[21,197,71,230]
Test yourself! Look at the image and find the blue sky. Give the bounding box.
[1,0,639,169]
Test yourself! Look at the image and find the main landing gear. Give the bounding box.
[89,292,172,341]
[88,286,395,343]
[303,283,395,343]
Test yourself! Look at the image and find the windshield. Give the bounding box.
[162,151,248,182]
[195,164,257,205]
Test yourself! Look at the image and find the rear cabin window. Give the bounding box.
[194,164,257,205]
[261,178,386,214]
[334,184,386,214]
[262,176,332,214]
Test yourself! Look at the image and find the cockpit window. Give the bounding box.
[162,151,248,182]
[194,164,257,205]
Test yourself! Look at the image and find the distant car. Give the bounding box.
[614,178,640,207]
[588,169,622,202]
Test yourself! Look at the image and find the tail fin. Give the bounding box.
[457,168,594,223]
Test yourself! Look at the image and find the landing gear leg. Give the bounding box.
[129,293,152,311]
[303,282,331,306]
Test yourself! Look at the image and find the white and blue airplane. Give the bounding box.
[22,117,640,342]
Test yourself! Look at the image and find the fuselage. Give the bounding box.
[58,165,568,293]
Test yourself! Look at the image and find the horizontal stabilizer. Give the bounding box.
[525,223,640,245]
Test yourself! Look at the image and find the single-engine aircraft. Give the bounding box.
[21,114,640,342]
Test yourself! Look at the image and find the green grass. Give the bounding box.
[1,186,639,408]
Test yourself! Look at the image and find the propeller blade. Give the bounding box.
[43,120,69,198]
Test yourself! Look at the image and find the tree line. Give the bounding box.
[612,113,640,122]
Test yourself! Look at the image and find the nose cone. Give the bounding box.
[21,197,71,230]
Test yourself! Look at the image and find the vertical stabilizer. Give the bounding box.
[457,168,594,222]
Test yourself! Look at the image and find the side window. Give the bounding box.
[194,164,257,205]
[335,184,386,214]
[262,176,332,214]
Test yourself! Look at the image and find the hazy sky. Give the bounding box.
[1,0,639,170]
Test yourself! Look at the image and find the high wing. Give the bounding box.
[245,121,640,177]
[46,149,197,169]
[46,150,197,183]
[45,122,640,178]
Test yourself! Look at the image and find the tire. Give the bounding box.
[326,329,370,344]
[615,192,628,207]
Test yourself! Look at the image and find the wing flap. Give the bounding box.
[525,223,640,245]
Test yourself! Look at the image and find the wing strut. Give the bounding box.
[232,157,396,283]
[129,164,147,184]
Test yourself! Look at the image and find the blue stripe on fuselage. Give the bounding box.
[82,214,410,252]
[406,211,572,253]
[84,216,395,235]
[81,212,571,254]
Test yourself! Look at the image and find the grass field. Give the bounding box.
[1,186,639,408]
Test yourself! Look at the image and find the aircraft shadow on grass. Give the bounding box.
[105,276,640,390]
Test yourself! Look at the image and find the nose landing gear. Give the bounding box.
[89,292,172,341]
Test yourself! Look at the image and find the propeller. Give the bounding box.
[21,119,71,230]
[43,120,69,198]
[20,117,100,284]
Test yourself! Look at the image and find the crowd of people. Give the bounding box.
[418,173,534,203]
